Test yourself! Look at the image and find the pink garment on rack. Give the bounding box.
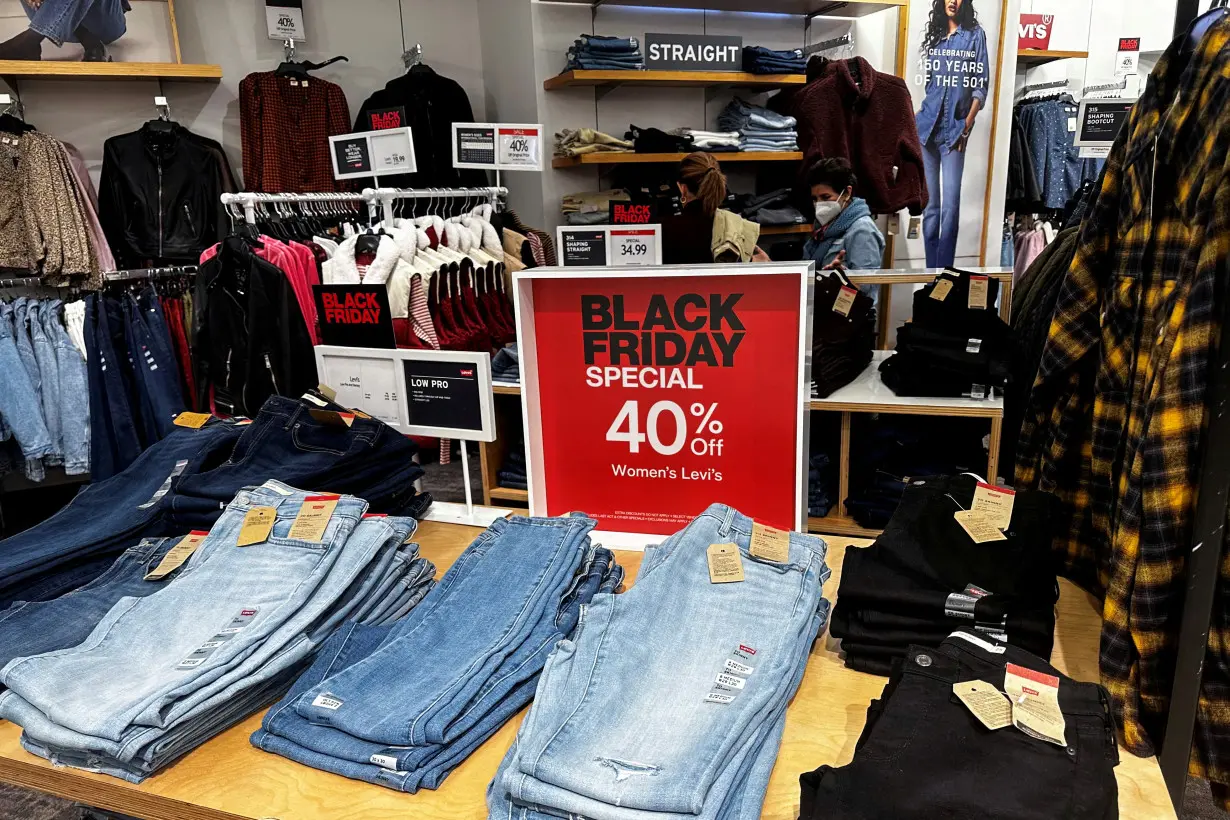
[1014,228,1046,280]
[62,142,116,272]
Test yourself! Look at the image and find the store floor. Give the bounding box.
[0,452,1224,818]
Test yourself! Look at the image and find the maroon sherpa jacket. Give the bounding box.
[774,58,928,216]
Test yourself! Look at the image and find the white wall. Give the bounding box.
[2,0,487,191]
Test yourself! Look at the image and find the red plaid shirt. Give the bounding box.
[239,71,353,193]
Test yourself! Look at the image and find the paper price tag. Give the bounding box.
[930,279,953,302]
[498,127,542,170]
[237,506,278,547]
[265,2,306,41]
[750,522,791,563]
[174,412,211,429]
[610,228,658,267]
[832,285,857,317]
[972,482,1016,530]
[288,495,340,542]
[954,510,1008,543]
[707,543,745,583]
[145,531,209,580]
[954,680,1014,731]
[968,276,989,310]
[1068,117,1078,133]
[1005,663,1067,747]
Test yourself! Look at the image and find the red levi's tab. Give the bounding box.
[305,494,342,501]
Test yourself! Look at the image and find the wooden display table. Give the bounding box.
[0,522,1175,820]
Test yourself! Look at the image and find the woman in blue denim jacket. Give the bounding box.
[914,0,990,268]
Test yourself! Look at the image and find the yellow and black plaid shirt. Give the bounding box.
[1017,20,1230,796]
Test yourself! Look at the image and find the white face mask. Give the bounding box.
[814,199,844,226]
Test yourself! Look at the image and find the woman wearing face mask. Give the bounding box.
[803,157,885,272]
[662,152,770,264]
[915,0,989,267]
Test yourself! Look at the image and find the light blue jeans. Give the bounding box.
[922,137,967,268]
[43,299,89,475]
[21,0,128,46]
[26,301,62,466]
[489,504,831,820]
[0,300,52,474]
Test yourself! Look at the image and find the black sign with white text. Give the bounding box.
[402,359,483,432]
[332,136,371,175]
[313,285,396,349]
[561,230,607,267]
[1078,101,1134,145]
[645,33,742,72]
[456,125,497,167]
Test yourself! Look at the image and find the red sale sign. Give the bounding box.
[518,267,809,536]
[1018,14,1054,50]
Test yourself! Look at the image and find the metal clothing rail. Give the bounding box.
[221,192,371,227]
[102,266,198,284]
[804,33,852,57]
[221,187,509,228]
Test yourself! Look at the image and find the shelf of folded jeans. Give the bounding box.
[489,486,529,503]
[492,382,522,395]
[809,352,1004,418]
[1016,49,1089,67]
[0,525,1175,820]
[552,151,803,168]
[760,224,813,236]
[807,513,882,539]
[544,70,807,90]
[0,61,223,81]
[547,0,907,16]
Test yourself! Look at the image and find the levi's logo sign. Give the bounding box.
[582,294,745,367]
[460,369,474,377]
[368,106,406,131]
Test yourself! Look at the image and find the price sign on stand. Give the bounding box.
[314,347,506,526]
[497,126,543,170]
[1115,37,1140,78]
[330,128,416,180]
[453,124,497,168]
[557,226,663,267]
[514,264,812,543]
[609,227,661,267]
[265,0,305,41]
[453,123,543,172]
[1074,99,1135,159]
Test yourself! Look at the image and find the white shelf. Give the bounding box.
[843,266,1014,286]
[810,352,1004,418]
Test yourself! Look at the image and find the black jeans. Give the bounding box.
[801,635,1119,819]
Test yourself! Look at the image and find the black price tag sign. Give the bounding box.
[333,137,371,175]
[1076,101,1134,146]
[561,230,608,267]
[313,285,396,349]
[402,359,483,433]
[456,126,496,167]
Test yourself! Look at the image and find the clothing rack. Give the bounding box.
[0,278,57,289]
[1082,77,1129,98]
[1016,79,1069,102]
[804,33,853,57]
[102,266,198,284]
[221,188,509,229]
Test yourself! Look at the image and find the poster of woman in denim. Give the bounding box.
[914,0,991,268]
[0,0,181,63]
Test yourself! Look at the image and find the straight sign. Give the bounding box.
[557,225,663,267]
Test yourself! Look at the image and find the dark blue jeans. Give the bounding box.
[86,294,142,481]
[122,294,183,445]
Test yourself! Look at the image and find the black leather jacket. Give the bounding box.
[99,123,230,268]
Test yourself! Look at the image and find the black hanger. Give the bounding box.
[276,55,349,79]
[1187,1,1228,54]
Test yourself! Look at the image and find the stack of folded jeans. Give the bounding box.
[489,504,831,820]
[808,452,835,517]
[801,634,1119,818]
[880,268,1014,398]
[736,187,807,226]
[0,481,437,782]
[672,128,741,152]
[492,343,520,383]
[251,515,622,793]
[719,98,798,151]
[555,128,634,157]
[499,447,528,491]
[743,45,806,74]
[830,474,1060,676]
[564,34,644,71]
[812,271,876,398]
[0,393,427,609]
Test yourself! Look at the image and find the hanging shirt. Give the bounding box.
[239,71,353,193]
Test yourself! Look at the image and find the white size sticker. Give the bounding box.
[704,692,735,704]
[966,339,982,354]
[312,693,344,711]
[370,754,400,770]
[715,673,746,690]
[724,659,754,676]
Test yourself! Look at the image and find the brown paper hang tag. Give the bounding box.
[750,522,791,563]
[953,680,1014,731]
[832,285,858,317]
[930,279,954,301]
[968,275,990,309]
[288,495,340,542]
[308,409,354,428]
[317,383,338,401]
[1004,663,1068,747]
[971,482,1016,530]
[236,506,277,547]
[145,531,209,580]
[954,510,1008,543]
[173,412,211,429]
[707,543,745,583]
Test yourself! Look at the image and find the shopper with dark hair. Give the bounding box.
[662,152,769,264]
[803,157,886,272]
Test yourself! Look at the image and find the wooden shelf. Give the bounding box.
[545,69,806,91]
[547,0,906,15]
[808,513,882,538]
[488,486,529,504]
[0,61,222,81]
[492,382,522,395]
[760,224,811,236]
[553,151,802,168]
[1016,49,1088,67]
